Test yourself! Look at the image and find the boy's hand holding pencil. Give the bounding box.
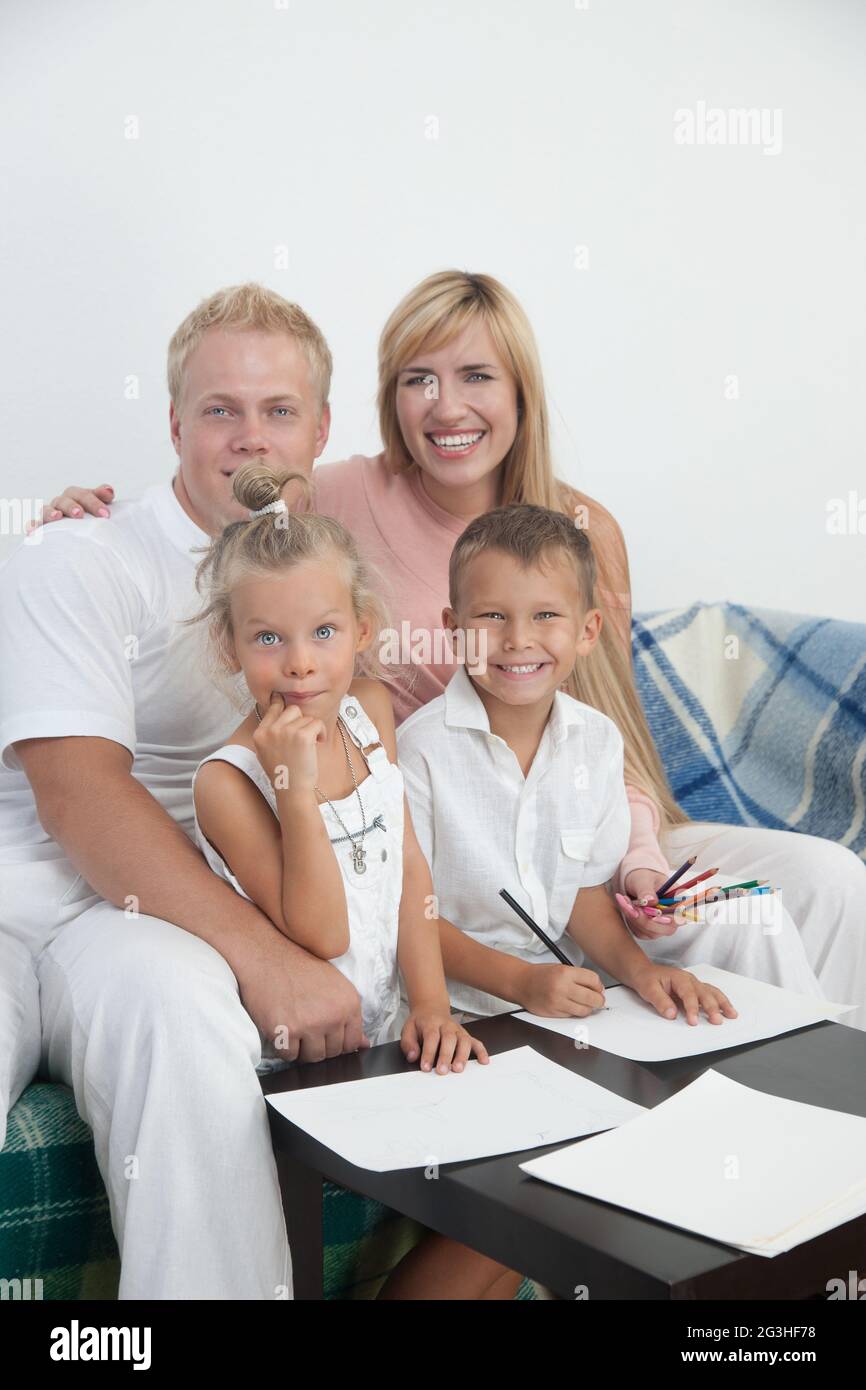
[517,962,608,1018]
[498,889,611,1016]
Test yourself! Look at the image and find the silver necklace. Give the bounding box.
[254,704,368,874]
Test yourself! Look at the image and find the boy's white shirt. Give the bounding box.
[396,661,631,1017]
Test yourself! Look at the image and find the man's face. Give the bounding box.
[169,328,331,534]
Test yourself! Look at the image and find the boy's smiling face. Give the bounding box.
[443,547,601,710]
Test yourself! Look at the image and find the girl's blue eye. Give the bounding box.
[256,632,279,646]
[315,624,336,640]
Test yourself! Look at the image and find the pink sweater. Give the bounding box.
[313,453,670,894]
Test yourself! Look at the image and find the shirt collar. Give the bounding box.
[144,476,211,558]
[444,661,585,744]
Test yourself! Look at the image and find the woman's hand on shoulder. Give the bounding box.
[27,483,116,533]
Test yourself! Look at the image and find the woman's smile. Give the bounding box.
[424,429,487,459]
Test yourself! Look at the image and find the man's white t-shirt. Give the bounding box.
[0,479,241,877]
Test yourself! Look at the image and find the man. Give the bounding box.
[0,284,366,1298]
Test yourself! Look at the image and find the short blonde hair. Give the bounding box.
[167,282,333,412]
[181,461,391,711]
[449,503,596,612]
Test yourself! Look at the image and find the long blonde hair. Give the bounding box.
[180,462,392,710]
[378,269,687,827]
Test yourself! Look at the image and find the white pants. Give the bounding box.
[1,871,291,1300]
[651,821,866,1029]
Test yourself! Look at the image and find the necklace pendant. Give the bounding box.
[351,843,367,874]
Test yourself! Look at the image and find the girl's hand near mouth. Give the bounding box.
[252,692,327,795]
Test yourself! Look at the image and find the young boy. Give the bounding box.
[396,503,736,1026]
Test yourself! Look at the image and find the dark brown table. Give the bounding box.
[262,1012,866,1300]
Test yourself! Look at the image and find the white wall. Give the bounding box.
[2,0,864,621]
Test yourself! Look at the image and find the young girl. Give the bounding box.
[186,458,523,1299]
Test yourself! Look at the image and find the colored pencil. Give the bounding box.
[666,866,719,896]
[659,877,770,907]
[678,885,775,916]
[653,855,697,899]
[671,885,727,909]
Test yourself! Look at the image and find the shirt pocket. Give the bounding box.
[548,829,596,930]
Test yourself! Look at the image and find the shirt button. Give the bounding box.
[344,705,358,718]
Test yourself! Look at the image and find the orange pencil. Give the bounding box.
[674,884,726,910]
[665,866,719,897]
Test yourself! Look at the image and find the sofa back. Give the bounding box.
[633,602,866,862]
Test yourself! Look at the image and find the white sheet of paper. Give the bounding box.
[265,1044,646,1172]
[514,964,854,1062]
[520,1069,866,1257]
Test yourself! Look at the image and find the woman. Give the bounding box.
[39,270,866,1011]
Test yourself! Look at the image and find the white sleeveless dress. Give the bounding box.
[192,693,406,1065]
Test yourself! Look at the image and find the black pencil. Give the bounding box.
[499,888,610,1009]
[654,855,697,900]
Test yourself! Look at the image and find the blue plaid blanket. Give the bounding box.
[633,602,866,861]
